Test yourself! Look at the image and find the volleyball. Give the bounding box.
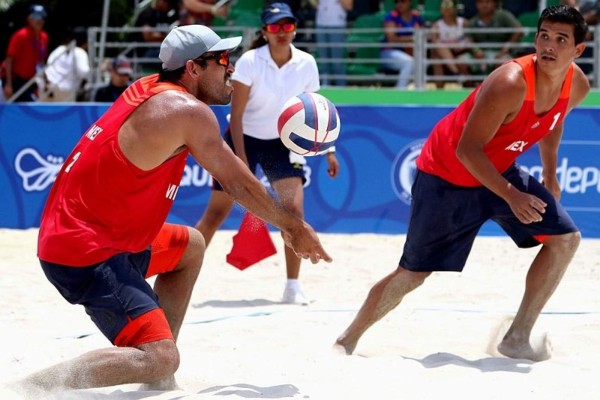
[277,92,340,156]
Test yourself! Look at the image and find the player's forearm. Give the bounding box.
[224,170,302,235]
[456,148,516,200]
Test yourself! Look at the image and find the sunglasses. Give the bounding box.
[197,51,230,67]
[264,23,296,33]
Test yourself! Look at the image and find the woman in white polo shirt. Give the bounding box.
[195,2,339,305]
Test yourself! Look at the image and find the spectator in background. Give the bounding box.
[347,0,380,23]
[93,56,133,102]
[466,0,522,75]
[461,0,538,19]
[195,2,339,305]
[41,27,90,102]
[267,0,317,50]
[500,0,538,18]
[429,0,471,88]
[134,0,179,73]
[315,0,353,86]
[380,0,425,89]
[1,4,49,102]
[179,0,230,26]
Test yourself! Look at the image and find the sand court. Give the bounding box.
[1,228,599,399]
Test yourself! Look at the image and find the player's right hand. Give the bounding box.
[282,223,332,264]
[508,191,547,224]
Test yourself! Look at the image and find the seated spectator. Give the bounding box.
[41,27,90,102]
[133,0,179,73]
[1,4,49,102]
[465,0,522,75]
[429,0,471,88]
[93,56,132,103]
[380,0,425,89]
[179,0,230,26]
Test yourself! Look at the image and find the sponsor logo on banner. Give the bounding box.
[389,143,600,205]
[391,140,425,205]
[14,148,63,192]
[14,147,314,193]
[520,158,600,195]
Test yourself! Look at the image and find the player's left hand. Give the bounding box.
[541,175,561,200]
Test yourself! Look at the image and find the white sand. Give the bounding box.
[1,228,599,399]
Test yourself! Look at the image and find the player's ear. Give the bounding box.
[574,42,586,59]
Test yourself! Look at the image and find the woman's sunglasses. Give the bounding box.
[264,23,296,34]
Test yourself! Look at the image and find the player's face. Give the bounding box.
[535,22,585,71]
[194,52,234,105]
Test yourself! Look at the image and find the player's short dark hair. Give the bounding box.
[538,5,588,45]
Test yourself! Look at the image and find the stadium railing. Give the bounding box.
[79,24,600,99]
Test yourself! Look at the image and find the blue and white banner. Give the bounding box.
[1,104,599,238]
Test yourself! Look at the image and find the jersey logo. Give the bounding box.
[505,141,528,152]
[85,124,103,140]
[530,121,540,129]
[166,183,179,200]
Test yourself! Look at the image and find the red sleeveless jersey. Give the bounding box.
[38,75,190,266]
[417,54,573,187]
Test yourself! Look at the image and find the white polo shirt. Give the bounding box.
[232,44,320,140]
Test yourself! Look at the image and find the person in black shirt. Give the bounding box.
[93,56,132,102]
[134,0,179,72]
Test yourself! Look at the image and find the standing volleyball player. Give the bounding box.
[195,2,340,305]
[335,5,589,361]
[10,25,331,397]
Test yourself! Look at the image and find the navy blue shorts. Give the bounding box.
[40,251,159,343]
[399,165,578,272]
[212,130,306,191]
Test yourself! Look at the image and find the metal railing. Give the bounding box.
[47,24,600,101]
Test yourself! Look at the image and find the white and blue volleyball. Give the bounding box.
[277,92,341,156]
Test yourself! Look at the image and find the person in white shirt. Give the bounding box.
[195,2,340,305]
[314,0,353,86]
[42,28,90,102]
[429,0,471,88]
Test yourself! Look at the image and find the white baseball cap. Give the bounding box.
[159,25,242,71]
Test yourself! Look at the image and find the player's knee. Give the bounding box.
[564,231,581,254]
[136,339,180,381]
[149,340,180,377]
[546,231,581,254]
[185,228,205,272]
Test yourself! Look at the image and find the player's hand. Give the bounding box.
[282,222,332,264]
[541,175,561,200]
[507,191,547,224]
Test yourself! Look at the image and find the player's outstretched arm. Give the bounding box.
[184,100,332,264]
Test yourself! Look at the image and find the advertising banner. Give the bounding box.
[1,104,599,238]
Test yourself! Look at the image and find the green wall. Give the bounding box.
[319,88,600,106]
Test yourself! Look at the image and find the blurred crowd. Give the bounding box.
[1,0,598,103]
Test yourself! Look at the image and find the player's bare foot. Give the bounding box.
[497,333,553,362]
[333,338,356,355]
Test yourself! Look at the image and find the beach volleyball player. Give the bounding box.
[10,25,331,396]
[335,5,589,362]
